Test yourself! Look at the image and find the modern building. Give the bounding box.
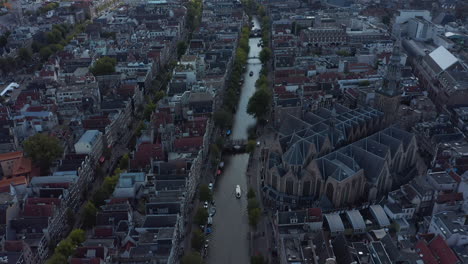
[74,130,103,161]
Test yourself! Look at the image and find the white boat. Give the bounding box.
[235,185,241,198]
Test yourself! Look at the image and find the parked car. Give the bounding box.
[208,182,213,190]
[204,201,208,209]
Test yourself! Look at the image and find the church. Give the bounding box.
[262,42,418,209]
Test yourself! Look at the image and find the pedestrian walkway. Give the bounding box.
[247,129,277,263]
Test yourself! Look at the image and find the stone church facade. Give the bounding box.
[262,104,418,209]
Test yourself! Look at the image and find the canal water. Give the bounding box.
[207,18,261,264]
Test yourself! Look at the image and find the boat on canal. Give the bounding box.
[235,185,241,198]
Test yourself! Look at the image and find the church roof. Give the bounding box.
[283,140,312,166]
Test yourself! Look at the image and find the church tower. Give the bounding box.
[375,42,402,126]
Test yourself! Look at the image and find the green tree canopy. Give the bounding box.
[45,253,67,264]
[69,229,86,245]
[251,255,266,264]
[23,133,63,172]
[246,140,256,153]
[90,56,117,76]
[177,41,187,59]
[259,47,271,65]
[191,229,205,251]
[181,251,204,264]
[0,35,8,48]
[155,90,165,101]
[82,201,97,229]
[119,154,129,170]
[247,198,260,211]
[143,101,156,121]
[248,207,262,228]
[213,110,233,129]
[199,184,212,202]
[18,47,32,62]
[247,188,256,199]
[255,74,269,89]
[382,16,390,25]
[247,88,271,120]
[39,46,53,60]
[194,207,208,226]
[55,239,75,257]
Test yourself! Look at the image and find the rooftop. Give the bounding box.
[428,46,458,71]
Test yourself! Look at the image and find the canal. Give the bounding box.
[207,17,262,264]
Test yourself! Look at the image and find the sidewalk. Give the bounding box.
[247,129,276,263]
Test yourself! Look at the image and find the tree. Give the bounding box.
[0,35,7,48]
[199,184,212,202]
[191,229,205,251]
[119,154,129,170]
[255,74,269,89]
[92,189,108,207]
[18,47,32,62]
[251,255,266,264]
[247,88,271,120]
[215,136,225,149]
[55,239,75,257]
[39,46,53,60]
[209,144,220,167]
[143,101,156,121]
[69,229,86,245]
[247,188,256,199]
[66,208,75,227]
[46,253,67,264]
[259,47,271,65]
[248,207,262,228]
[155,90,165,101]
[246,140,256,153]
[90,56,117,76]
[247,198,260,211]
[177,41,187,59]
[336,50,350,57]
[23,133,63,172]
[181,251,204,264]
[359,80,370,86]
[213,110,232,129]
[382,16,391,25]
[194,207,208,226]
[82,201,97,229]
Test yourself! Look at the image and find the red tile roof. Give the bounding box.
[75,246,106,259]
[23,204,54,217]
[0,176,28,193]
[0,151,23,161]
[94,227,113,238]
[118,84,137,97]
[174,136,203,151]
[12,157,32,177]
[26,197,61,206]
[447,171,460,183]
[153,111,173,128]
[416,235,459,264]
[428,235,459,264]
[131,143,165,169]
[416,239,438,264]
[4,241,23,252]
[436,192,463,203]
[307,208,323,222]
